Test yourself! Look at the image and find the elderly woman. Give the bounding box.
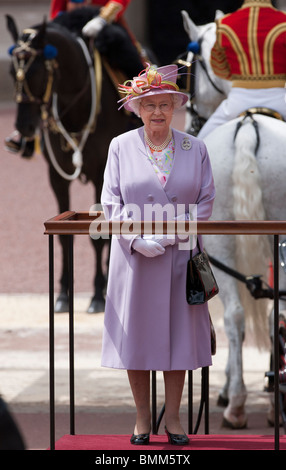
[100,64,215,446]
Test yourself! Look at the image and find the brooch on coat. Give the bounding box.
[181,136,192,150]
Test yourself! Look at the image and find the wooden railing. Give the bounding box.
[44,211,286,451]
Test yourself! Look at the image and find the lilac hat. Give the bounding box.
[118,64,189,113]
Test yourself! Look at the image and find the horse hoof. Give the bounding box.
[267,414,283,427]
[55,293,69,313]
[87,298,105,314]
[222,416,247,430]
[217,395,229,407]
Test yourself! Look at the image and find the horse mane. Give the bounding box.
[17,20,77,48]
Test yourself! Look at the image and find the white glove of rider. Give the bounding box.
[143,234,175,248]
[132,238,165,257]
[82,16,107,37]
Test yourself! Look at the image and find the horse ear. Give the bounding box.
[215,10,225,20]
[34,17,47,49]
[181,10,199,42]
[5,15,19,42]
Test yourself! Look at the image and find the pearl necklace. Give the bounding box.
[144,129,172,151]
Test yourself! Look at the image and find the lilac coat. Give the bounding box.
[100,126,215,371]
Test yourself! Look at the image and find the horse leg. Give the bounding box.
[217,352,230,407]
[87,236,108,313]
[48,164,71,312]
[87,175,110,313]
[222,292,247,429]
[54,233,70,312]
[266,275,286,426]
[205,234,247,428]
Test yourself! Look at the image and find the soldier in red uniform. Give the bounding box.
[50,1,130,37]
[198,0,286,139]
[50,0,145,75]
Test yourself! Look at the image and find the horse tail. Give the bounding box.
[232,115,271,348]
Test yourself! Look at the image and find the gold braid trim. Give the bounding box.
[99,1,123,23]
[242,0,273,7]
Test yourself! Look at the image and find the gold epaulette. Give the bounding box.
[99,1,123,23]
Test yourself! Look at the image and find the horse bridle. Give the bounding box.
[11,29,57,107]
[175,30,225,135]
[11,29,100,181]
[10,29,95,126]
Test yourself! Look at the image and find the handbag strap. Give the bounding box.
[190,236,202,258]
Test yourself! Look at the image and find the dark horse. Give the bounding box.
[6,10,141,313]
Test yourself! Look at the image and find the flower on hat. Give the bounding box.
[118,64,179,109]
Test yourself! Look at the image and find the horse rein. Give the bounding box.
[44,37,99,180]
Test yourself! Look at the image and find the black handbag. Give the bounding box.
[186,238,219,305]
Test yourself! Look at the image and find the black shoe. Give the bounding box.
[130,432,150,445]
[165,427,189,446]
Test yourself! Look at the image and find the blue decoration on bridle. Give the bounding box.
[187,41,200,55]
[43,44,58,60]
[8,43,58,59]
[7,45,16,56]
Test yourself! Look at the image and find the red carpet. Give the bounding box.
[52,434,286,451]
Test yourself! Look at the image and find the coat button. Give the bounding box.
[147,194,154,201]
[171,195,177,202]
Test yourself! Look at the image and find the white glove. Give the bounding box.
[132,238,165,257]
[82,16,107,37]
[143,234,175,248]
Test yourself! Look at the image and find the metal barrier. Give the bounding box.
[44,211,286,450]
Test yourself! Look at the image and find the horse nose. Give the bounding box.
[15,106,39,138]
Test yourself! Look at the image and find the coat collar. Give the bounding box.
[136,126,193,193]
[137,126,192,156]
[241,0,273,8]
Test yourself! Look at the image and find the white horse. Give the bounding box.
[181,10,286,428]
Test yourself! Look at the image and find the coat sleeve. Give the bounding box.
[101,137,138,254]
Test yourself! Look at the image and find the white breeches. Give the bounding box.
[198,87,286,139]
